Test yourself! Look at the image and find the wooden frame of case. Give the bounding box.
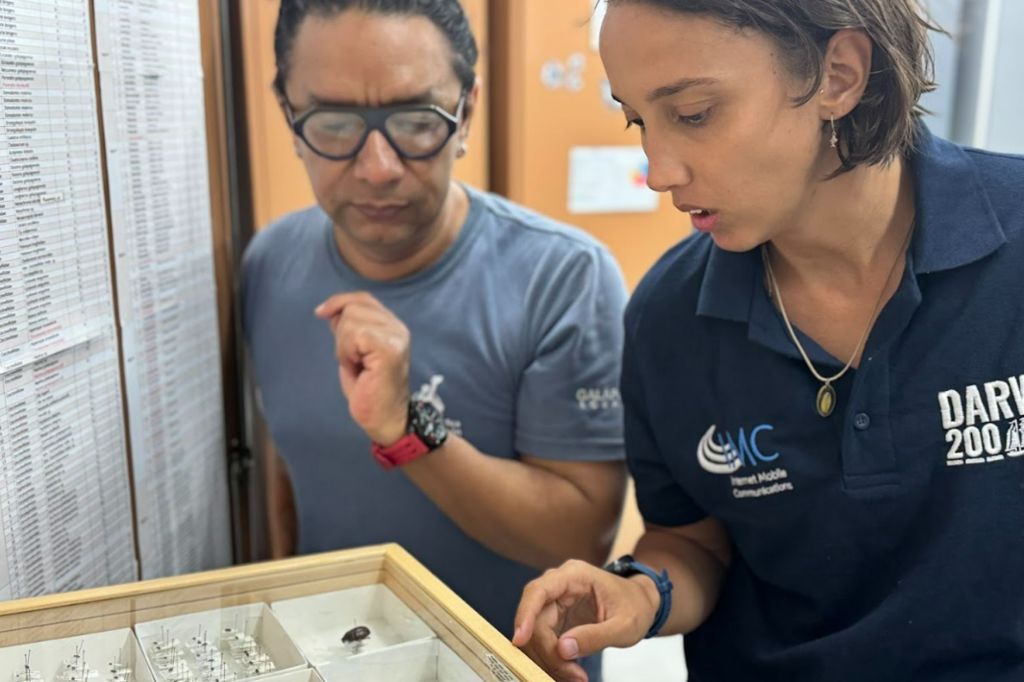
[0,544,552,681]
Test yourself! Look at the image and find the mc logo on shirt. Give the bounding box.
[697,425,795,499]
[937,374,1024,466]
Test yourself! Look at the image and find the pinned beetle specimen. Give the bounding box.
[342,625,371,645]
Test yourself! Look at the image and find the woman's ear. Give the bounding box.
[818,28,872,120]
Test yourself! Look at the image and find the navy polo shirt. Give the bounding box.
[623,126,1024,681]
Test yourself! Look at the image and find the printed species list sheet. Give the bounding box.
[0,0,136,600]
[94,0,231,579]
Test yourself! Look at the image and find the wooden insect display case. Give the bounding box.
[0,544,551,682]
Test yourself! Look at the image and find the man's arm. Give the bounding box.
[265,423,625,569]
[314,291,626,570]
[404,436,626,568]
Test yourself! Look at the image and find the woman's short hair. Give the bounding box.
[608,0,941,172]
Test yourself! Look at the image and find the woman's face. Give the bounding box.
[600,3,832,252]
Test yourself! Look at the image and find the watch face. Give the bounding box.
[605,555,637,577]
[410,400,448,449]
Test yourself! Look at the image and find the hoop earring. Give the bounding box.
[456,141,468,158]
[829,114,839,150]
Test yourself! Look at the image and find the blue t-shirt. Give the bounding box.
[624,127,1024,681]
[242,186,627,635]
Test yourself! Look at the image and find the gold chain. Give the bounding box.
[760,221,914,417]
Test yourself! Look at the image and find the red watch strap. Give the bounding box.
[371,433,431,470]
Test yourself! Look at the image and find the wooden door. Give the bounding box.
[490,0,692,290]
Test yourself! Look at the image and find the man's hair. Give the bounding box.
[273,0,478,97]
[608,0,941,172]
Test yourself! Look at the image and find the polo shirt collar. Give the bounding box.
[695,123,1007,324]
[910,125,1007,273]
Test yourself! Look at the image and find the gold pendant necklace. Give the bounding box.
[761,223,914,418]
[816,382,837,418]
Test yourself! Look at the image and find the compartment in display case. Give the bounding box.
[271,585,435,664]
[135,603,306,680]
[240,667,326,682]
[0,628,155,682]
[318,637,482,682]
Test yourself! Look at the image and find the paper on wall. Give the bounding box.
[568,146,661,214]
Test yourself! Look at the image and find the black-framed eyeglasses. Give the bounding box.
[286,93,466,161]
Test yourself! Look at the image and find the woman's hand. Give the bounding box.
[512,559,660,682]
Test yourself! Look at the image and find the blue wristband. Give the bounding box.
[635,565,674,638]
[604,556,674,638]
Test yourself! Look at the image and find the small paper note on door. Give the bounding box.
[568,146,660,214]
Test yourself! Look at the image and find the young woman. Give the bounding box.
[513,1,1024,680]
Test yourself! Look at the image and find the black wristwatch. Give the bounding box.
[371,399,448,470]
[604,554,674,638]
[408,398,448,449]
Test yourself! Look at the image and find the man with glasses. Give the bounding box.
[286,95,468,163]
[241,2,627,677]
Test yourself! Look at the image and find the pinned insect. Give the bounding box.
[341,625,371,645]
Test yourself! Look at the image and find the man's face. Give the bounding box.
[283,10,474,258]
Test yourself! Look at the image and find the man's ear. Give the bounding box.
[459,76,482,142]
[275,89,304,159]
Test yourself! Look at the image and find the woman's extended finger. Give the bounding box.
[514,562,605,645]
[520,602,590,682]
[514,571,572,645]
